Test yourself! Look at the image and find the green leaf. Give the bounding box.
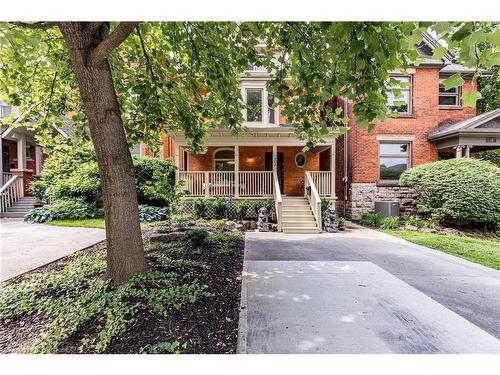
[442,73,464,91]
[432,46,448,60]
[462,91,482,107]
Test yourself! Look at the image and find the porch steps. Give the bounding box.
[281,196,321,234]
[1,197,35,218]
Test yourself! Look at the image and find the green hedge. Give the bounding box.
[31,141,177,207]
[400,158,500,227]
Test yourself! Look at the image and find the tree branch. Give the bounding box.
[12,22,58,30]
[91,22,139,63]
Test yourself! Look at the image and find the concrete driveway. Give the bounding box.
[238,225,500,353]
[1,219,105,281]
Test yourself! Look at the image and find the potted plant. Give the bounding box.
[338,217,346,231]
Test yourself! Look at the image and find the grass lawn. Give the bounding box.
[47,219,151,230]
[384,230,500,270]
[47,218,106,229]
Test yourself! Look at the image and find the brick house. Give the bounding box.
[137,33,499,233]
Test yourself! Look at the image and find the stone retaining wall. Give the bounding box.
[347,183,419,220]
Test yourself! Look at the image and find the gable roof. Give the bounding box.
[428,108,500,140]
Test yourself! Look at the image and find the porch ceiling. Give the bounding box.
[168,126,339,147]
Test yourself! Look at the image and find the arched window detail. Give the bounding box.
[213,148,235,171]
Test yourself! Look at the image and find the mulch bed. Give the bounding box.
[0,226,245,354]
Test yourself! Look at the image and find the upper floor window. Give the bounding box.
[379,142,411,181]
[439,81,461,107]
[0,104,12,118]
[241,83,278,126]
[386,76,412,115]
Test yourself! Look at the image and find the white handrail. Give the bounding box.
[304,171,322,231]
[0,175,24,213]
[2,172,13,186]
[273,171,283,232]
[308,171,333,197]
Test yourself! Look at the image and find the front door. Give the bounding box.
[2,145,10,172]
[265,152,284,193]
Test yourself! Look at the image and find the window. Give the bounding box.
[246,88,263,122]
[295,152,307,168]
[379,142,410,181]
[439,81,461,107]
[386,76,412,114]
[130,143,141,155]
[268,96,275,124]
[0,104,12,118]
[213,148,235,171]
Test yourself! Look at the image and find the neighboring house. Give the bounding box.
[1,103,71,216]
[136,34,500,231]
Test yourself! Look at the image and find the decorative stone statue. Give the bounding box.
[257,207,269,232]
[323,206,339,233]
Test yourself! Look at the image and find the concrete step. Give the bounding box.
[282,206,312,212]
[282,213,316,219]
[282,221,317,228]
[282,226,321,234]
[7,208,32,213]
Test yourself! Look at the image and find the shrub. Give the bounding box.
[380,217,400,229]
[400,158,500,226]
[192,198,208,219]
[132,156,177,205]
[338,217,346,226]
[403,214,425,228]
[24,198,99,223]
[186,229,209,247]
[171,214,192,230]
[138,205,167,222]
[235,200,250,220]
[320,198,330,217]
[474,149,500,167]
[360,213,383,228]
[212,198,228,219]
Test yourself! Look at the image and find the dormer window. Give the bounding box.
[241,82,278,126]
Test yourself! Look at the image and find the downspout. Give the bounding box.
[342,98,349,217]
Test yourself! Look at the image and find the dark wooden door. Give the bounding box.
[265,152,284,192]
[2,145,10,172]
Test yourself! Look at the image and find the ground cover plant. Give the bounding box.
[0,226,244,354]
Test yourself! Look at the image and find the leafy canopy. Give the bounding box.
[0,22,499,151]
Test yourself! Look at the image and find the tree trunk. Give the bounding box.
[59,22,146,286]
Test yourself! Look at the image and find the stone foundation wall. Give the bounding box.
[347,183,419,220]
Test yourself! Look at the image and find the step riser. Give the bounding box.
[283,229,321,234]
[1,213,26,218]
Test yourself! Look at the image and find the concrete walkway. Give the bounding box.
[1,219,105,281]
[238,225,500,353]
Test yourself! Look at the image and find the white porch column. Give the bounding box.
[455,145,463,158]
[330,141,336,200]
[35,146,43,175]
[464,145,472,158]
[16,133,26,170]
[272,145,277,175]
[234,145,239,198]
[174,144,180,182]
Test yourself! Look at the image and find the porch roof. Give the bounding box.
[168,125,340,147]
[427,108,500,149]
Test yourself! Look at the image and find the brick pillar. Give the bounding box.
[10,169,33,196]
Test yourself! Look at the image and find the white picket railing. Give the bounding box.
[308,171,333,197]
[239,171,273,197]
[273,171,283,232]
[178,171,273,198]
[2,172,12,186]
[0,175,24,213]
[305,171,322,230]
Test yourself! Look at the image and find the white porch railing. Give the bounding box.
[273,171,283,232]
[0,175,24,213]
[305,171,322,230]
[308,171,333,197]
[178,171,273,198]
[2,172,12,186]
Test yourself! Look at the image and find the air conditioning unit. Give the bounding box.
[374,201,400,217]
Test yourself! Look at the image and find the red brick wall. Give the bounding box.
[279,146,320,196]
[347,67,476,183]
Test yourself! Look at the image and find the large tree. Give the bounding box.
[0,22,498,286]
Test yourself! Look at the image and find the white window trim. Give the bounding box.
[240,81,279,127]
[213,147,235,171]
[387,75,413,115]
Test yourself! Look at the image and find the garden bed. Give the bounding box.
[0,223,244,354]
